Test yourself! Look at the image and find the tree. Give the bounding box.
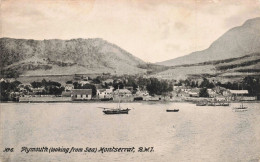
[168,83,173,91]
[200,78,210,88]
[92,76,101,84]
[146,78,173,95]
[191,81,196,88]
[66,80,73,84]
[0,81,22,101]
[242,76,260,96]
[82,84,97,96]
[184,79,191,86]
[113,82,124,90]
[137,77,150,90]
[147,78,161,95]
[199,88,209,97]
[48,86,64,95]
[31,81,42,88]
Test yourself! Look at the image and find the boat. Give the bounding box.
[233,92,247,110]
[220,102,230,106]
[234,104,247,112]
[101,91,131,115]
[207,102,216,106]
[196,101,207,106]
[101,98,112,101]
[233,103,247,109]
[209,101,230,106]
[166,109,179,112]
[103,108,130,114]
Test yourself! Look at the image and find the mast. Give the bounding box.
[117,87,121,109]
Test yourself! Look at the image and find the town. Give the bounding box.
[0,74,259,103]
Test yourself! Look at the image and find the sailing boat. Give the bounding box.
[101,88,131,114]
[233,97,247,110]
[233,86,247,110]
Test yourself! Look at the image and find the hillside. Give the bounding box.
[157,17,260,66]
[0,38,148,77]
[151,53,260,82]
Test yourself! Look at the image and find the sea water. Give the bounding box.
[0,102,259,162]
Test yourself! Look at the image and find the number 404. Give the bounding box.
[3,148,14,152]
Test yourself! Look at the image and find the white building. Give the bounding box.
[97,87,113,99]
[65,84,74,91]
[71,89,92,100]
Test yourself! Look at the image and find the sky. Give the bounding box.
[1,0,260,63]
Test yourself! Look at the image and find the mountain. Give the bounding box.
[151,53,260,82]
[157,17,260,66]
[0,38,148,77]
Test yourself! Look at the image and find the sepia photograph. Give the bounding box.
[0,0,260,161]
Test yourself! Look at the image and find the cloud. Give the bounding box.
[1,0,260,62]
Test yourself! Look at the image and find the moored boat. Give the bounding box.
[233,93,247,110]
[196,101,207,106]
[100,90,131,115]
[103,108,130,114]
[101,98,112,101]
[233,104,247,110]
[220,102,230,106]
[209,101,230,106]
[166,109,179,112]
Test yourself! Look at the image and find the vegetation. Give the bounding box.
[0,80,21,101]
[66,80,73,84]
[217,76,260,96]
[199,78,214,88]
[216,59,260,70]
[30,79,64,95]
[199,88,209,97]
[175,79,199,88]
[137,63,170,75]
[241,76,260,96]
[146,78,173,95]
[92,76,102,84]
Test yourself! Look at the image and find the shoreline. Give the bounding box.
[1,100,260,104]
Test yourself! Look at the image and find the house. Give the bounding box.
[229,90,249,101]
[106,86,114,94]
[97,89,106,99]
[173,86,182,91]
[71,89,92,100]
[173,86,191,93]
[177,91,189,97]
[136,90,149,96]
[229,90,248,95]
[222,89,231,97]
[188,88,200,97]
[114,89,132,97]
[189,92,199,97]
[125,86,134,92]
[65,84,74,91]
[207,89,217,98]
[97,87,114,99]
